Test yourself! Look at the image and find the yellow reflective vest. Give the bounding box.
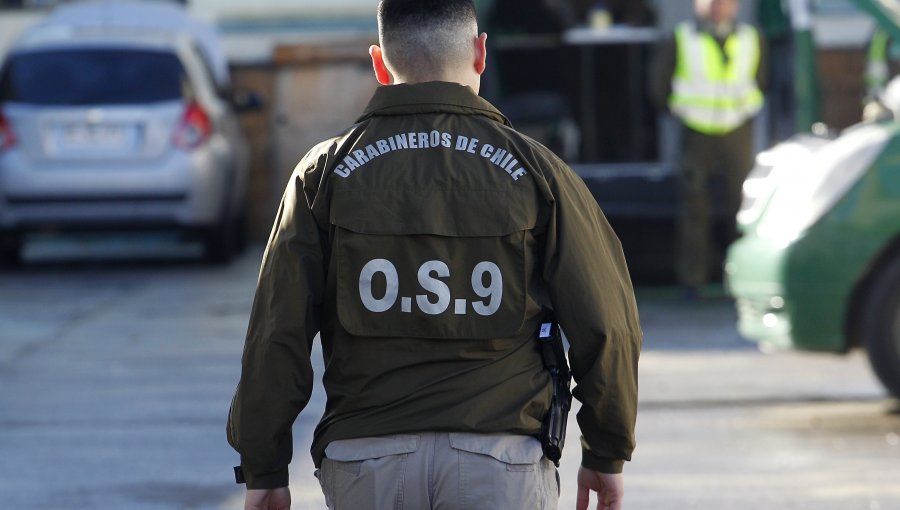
[865,29,900,99]
[668,21,764,135]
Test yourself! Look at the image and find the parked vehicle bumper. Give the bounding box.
[726,230,854,353]
[0,143,232,230]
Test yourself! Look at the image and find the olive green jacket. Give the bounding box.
[227,81,642,489]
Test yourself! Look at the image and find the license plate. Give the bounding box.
[61,124,128,148]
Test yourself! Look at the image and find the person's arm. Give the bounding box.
[649,33,677,114]
[756,27,769,94]
[540,161,642,476]
[227,156,328,490]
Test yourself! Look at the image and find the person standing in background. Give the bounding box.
[651,0,766,297]
[758,0,793,140]
[865,28,900,101]
[863,27,900,121]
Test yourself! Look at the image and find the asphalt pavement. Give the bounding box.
[0,237,897,510]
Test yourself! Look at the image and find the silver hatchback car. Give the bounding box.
[0,10,250,264]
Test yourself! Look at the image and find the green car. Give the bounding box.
[725,116,900,397]
[727,0,900,399]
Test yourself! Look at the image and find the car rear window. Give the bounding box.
[0,48,187,105]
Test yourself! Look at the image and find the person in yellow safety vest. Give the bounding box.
[863,28,900,121]
[651,0,766,298]
[865,29,899,100]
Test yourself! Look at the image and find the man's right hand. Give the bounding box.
[245,488,291,510]
[575,467,624,510]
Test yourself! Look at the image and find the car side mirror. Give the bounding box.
[231,88,263,113]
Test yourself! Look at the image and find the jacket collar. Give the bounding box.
[695,18,737,40]
[357,81,512,127]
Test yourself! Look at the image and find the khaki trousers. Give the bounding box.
[315,432,559,510]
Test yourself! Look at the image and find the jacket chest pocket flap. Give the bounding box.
[331,188,535,340]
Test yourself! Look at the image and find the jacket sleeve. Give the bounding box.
[756,30,769,93]
[226,160,327,489]
[540,162,642,474]
[650,33,677,113]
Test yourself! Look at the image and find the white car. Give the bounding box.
[0,0,251,264]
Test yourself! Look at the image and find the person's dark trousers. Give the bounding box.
[676,120,755,289]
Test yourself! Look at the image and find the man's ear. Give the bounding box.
[369,45,393,85]
[474,32,488,75]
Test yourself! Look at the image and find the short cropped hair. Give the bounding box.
[377,0,478,81]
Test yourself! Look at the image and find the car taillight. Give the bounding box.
[0,111,16,152]
[173,102,212,149]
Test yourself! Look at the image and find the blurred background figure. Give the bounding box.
[488,0,566,33]
[566,0,656,27]
[482,0,580,160]
[862,26,900,121]
[757,0,794,140]
[651,0,765,298]
[865,27,900,102]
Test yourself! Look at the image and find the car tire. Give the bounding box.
[233,206,248,255]
[861,255,900,398]
[202,216,237,264]
[0,233,23,268]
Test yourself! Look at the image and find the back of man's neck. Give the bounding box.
[393,76,478,93]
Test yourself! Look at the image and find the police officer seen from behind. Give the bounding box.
[227,1,642,509]
[652,0,766,297]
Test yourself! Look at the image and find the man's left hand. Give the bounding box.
[575,467,624,510]
[244,488,291,510]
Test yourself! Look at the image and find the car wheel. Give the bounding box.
[234,206,248,255]
[0,233,23,268]
[203,216,237,264]
[862,255,900,398]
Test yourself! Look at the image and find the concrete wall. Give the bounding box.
[231,39,378,240]
[818,49,867,128]
[229,64,279,242]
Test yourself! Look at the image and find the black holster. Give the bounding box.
[537,319,572,467]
